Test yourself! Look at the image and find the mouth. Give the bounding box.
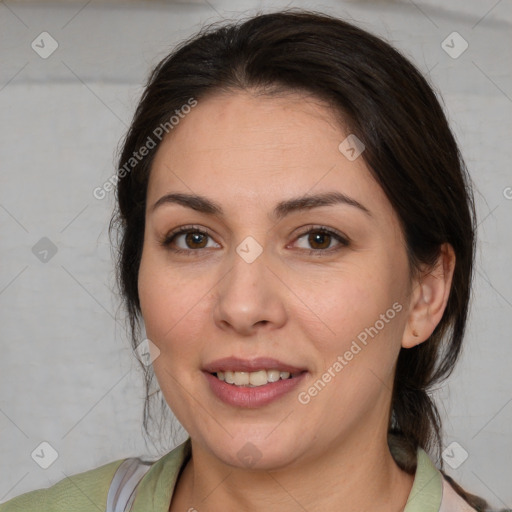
[202,357,308,407]
[212,369,304,387]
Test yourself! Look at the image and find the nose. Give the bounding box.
[212,247,287,336]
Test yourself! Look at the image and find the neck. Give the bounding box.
[171,428,415,512]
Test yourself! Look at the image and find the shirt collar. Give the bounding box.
[404,447,443,512]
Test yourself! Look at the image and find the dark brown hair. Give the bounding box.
[110,8,485,509]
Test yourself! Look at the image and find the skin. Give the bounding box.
[137,89,455,511]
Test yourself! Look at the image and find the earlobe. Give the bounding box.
[402,243,456,349]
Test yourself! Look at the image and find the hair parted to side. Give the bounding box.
[109,8,482,508]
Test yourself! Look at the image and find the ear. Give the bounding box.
[402,243,456,349]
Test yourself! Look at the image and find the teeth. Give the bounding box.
[249,370,267,386]
[215,369,296,387]
[267,370,280,382]
[233,372,249,386]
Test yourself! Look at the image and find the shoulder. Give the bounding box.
[0,440,192,512]
[0,458,127,512]
[440,476,480,512]
[389,435,490,512]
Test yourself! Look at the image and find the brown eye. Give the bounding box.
[183,232,208,249]
[160,226,220,255]
[307,231,332,250]
[294,227,349,254]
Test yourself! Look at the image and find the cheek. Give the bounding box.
[298,272,407,418]
[303,257,408,373]
[137,251,206,356]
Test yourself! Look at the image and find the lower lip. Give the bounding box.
[203,371,306,408]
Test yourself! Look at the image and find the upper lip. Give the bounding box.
[203,357,307,374]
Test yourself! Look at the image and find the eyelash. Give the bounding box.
[159,224,350,257]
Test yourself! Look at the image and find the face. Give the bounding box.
[138,90,414,470]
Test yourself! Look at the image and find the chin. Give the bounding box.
[200,429,309,471]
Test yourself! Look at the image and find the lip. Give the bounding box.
[204,370,307,408]
[203,356,306,374]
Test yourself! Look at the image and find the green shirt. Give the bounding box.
[0,438,476,511]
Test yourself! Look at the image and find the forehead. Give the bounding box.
[146,90,392,222]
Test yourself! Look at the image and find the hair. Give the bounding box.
[109,8,486,509]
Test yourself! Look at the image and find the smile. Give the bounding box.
[214,369,301,387]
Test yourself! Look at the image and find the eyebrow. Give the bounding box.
[150,191,371,220]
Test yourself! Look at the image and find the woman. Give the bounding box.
[0,8,501,512]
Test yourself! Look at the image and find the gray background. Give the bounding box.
[0,0,511,508]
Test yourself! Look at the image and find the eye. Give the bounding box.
[160,224,349,256]
[160,225,220,255]
[293,226,349,255]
